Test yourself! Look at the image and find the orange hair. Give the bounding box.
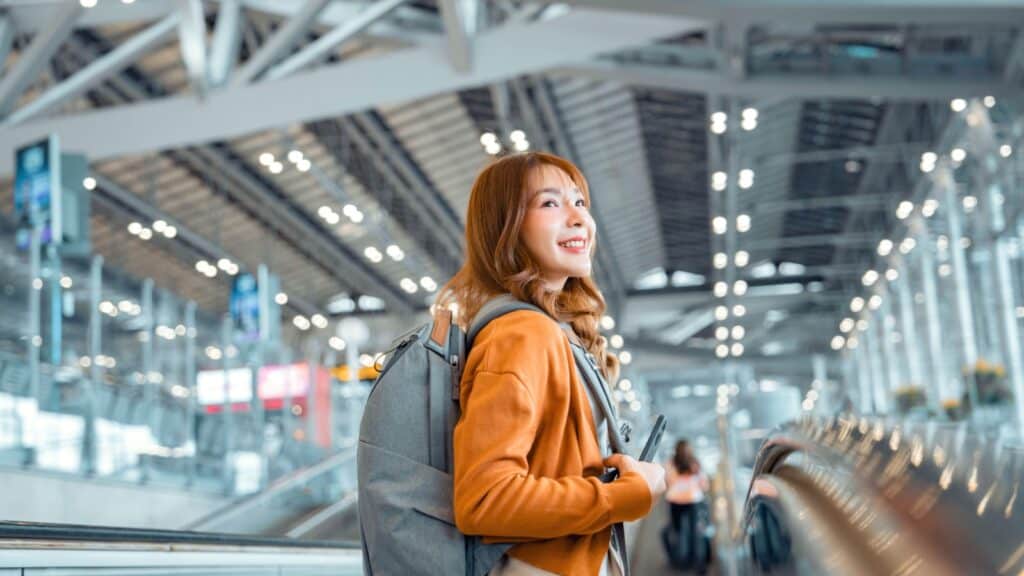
[437,152,619,382]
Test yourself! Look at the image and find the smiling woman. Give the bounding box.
[436,152,666,576]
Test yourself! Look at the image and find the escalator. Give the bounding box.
[739,416,1024,575]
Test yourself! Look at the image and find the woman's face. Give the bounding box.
[520,164,596,291]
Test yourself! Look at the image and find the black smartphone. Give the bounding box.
[638,414,667,463]
[600,414,667,482]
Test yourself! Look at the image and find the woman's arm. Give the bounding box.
[453,369,651,539]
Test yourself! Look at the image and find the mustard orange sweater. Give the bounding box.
[453,310,653,576]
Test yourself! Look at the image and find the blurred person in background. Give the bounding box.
[662,439,711,573]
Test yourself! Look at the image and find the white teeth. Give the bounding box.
[560,240,586,248]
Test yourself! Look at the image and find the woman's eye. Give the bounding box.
[541,200,558,208]
[575,199,587,208]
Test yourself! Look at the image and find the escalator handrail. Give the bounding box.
[0,520,359,550]
[185,442,355,531]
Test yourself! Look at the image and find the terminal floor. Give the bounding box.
[631,500,718,576]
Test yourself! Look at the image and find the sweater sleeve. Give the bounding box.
[452,368,652,539]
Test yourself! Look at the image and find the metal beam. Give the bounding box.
[0,1,82,117]
[177,0,208,94]
[746,193,891,216]
[59,31,418,314]
[263,0,407,82]
[0,9,700,175]
[555,61,1018,101]
[559,0,1024,25]
[749,232,877,251]
[438,0,476,73]
[5,15,179,125]
[0,15,14,76]
[208,0,244,87]
[231,0,331,85]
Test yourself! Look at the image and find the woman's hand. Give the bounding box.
[604,454,666,497]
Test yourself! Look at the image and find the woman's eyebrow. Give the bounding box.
[531,187,581,199]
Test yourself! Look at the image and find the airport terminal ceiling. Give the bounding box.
[0,0,1022,397]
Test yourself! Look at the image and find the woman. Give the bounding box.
[662,440,710,572]
[441,152,666,576]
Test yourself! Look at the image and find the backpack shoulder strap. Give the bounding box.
[466,295,546,350]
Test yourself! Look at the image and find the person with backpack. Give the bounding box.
[440,152,667,575]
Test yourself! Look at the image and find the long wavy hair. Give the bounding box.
[436,152,619,382]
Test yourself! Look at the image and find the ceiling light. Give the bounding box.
[287,150,304,163]
[862,270,879,287]
[712,217,727,235]
[128,222,142,235]
[735,250,749,267]
[733,280,748,296]
[831,335,845,350]
[480,132,498,146]
[732,305,746,317]
[711,171,727,192]
[138,227,153,240]
[509,129,526,142]
[715,306,728,321]
[259,152,275,166]
[275,292,288,305]
[311,314,328,329]
[737,214,751,232]
[877,239,893,256]
[716,326,729,340]
[868,294,882,310]
[364,246,383,263]
[731,342,744,357]
[731,325,745,339]
[713,252,727,269]
[1000,144,1012,158]
[984,96,996,108]
[950,98,967,112]
[738,169,755,189]
[714,281,728,298]
[850,297,865,313]
[400,278,419,294]
[950,148,966,163]
[601,315,616,330]
[386,244,405,261]
[83,177,96,190]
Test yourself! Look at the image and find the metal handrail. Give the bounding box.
[744,415,1024,575]
[185,442,356,531]
[0,520,360,574]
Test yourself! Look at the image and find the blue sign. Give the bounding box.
[231,273,260,342]
[14,135,62,245]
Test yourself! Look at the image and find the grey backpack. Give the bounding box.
[357,297,630,576]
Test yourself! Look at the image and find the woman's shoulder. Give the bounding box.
[474,309,564,343]
[468,310,566,376]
